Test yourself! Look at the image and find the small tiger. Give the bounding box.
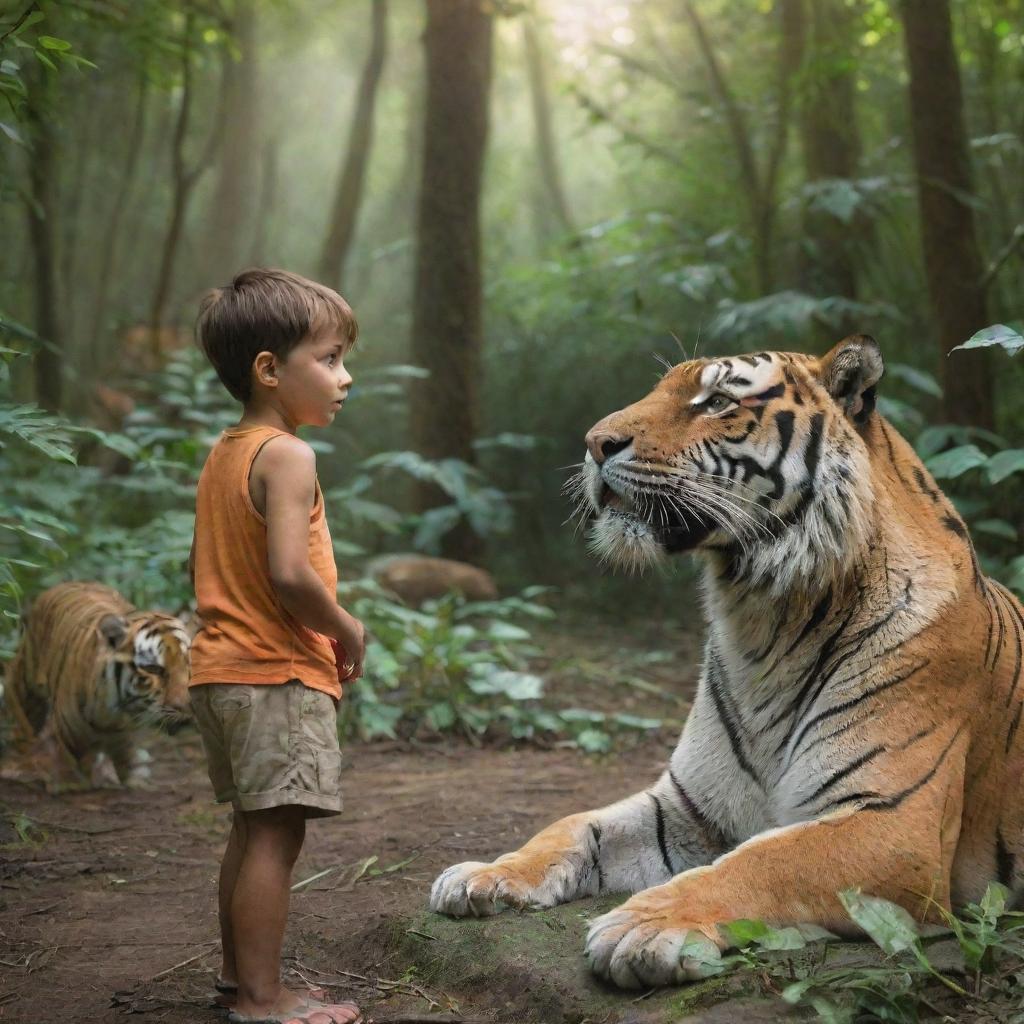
[3,581,192,791]
[431,335,1024,990]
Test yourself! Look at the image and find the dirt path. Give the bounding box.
[1,733,692,1023]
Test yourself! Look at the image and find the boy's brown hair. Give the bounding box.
[196,268,358,403]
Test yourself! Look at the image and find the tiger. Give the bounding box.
[430,334,1024,990]
[3,581,192,792]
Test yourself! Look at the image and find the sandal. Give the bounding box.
[226,999,362,1024]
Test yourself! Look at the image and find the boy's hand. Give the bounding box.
[331,616,365,682]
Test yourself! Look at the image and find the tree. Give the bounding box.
[148,10,227,346]
[317,0,388,289]
[409,0,493,562]
[203,0,260,286]
[24,71,63,411]
[899,0,993,428]
[797,0,862,305]
[683,0,805,295]
[522,15,573,239]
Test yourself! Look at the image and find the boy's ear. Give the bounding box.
[816,334,884,427]
[253,351,278,389]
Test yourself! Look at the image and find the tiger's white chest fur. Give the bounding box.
[672,533,958,847]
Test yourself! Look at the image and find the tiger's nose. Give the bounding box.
[586,421,633,464]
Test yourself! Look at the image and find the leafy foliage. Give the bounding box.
[679,884,1024,1023]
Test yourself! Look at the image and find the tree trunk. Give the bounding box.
[203,0,260,286]
[249,137,279,264]
[409,0,493,563]
[24,74,63,412]
[684,0,804,295]
[149,16,226,350]
[318,0,389,289]
[798,0,860,306]
[89,74,149,366]
[522,16,573,238]
[899,0,993,428]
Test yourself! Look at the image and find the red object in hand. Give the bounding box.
[329,638,361,684]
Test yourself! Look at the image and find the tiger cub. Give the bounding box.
[3,581,192,791]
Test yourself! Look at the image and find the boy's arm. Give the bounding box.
[260,436,365,666]
[188,534,196,588]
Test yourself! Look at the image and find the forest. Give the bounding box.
[2,1,1024,1023]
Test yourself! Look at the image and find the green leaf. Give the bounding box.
[979,881,1009,920]
[574,728,611,752]
[38,35,72,51]
[974,518,1017,541]
[925,444,987,479]
[487,621,531,642]
[987,448,1024,484]
[722,919,769,945]
[757,925,809,951]
[467,670,544,700]
[10,11,44,36]
[951,324,1024,357]
[425,701,456,732]
[887,362,942,398]
[838,888,919,955]
[611,712,662,730]
[0,121,23,145]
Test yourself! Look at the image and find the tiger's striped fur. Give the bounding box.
[4,581,192,791]
[430,336,1024,989]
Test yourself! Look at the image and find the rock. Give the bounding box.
[368,555,498,606]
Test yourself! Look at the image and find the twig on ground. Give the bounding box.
[148,942,217,981]
[404,928,436,941]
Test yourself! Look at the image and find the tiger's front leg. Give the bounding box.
[430,772,728,917]
[586,726,968,988]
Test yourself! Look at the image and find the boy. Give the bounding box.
[188,268,365,1024]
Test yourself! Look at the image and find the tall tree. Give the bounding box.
[683,0,805,295]
[522,16,573,238]
[317,0,389,289]
[798,0,861,304]
[409,0,493,562]
[89,74,149,364]
[24,72,63,411]
[899,0,993,428]
[203,0,260,286]
[148,12,226,346]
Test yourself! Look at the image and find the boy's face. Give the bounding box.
[269,332,353,428]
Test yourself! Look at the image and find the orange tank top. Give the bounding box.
[190,425,340,698]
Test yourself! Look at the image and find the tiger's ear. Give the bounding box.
[98,614,128,648]
[817,334,884,426]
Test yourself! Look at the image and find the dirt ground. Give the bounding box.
[0,618,709,1024]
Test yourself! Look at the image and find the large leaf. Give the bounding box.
[886,363,942,398]
[838,889,919,955]
[925,444,987,479]
[986,448,1024,484]
[950,324,1024,357]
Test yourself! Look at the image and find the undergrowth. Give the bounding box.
[685,883,1024,1023]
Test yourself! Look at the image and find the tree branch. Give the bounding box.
[980,222,1024,291]
[570,86,678,165]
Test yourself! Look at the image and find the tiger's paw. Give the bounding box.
[585,890,726,989]
[429,860,559,918]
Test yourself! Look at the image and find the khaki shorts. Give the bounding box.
[189,680,343,818]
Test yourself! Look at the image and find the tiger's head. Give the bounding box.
[575,335,885,592]
[98,611,192,729]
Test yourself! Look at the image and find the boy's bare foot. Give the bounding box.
[227,986,361,1024]
[213,976,327,1009]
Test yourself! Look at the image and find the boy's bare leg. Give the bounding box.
[217,807,247,989]
[232,806,359,1023]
